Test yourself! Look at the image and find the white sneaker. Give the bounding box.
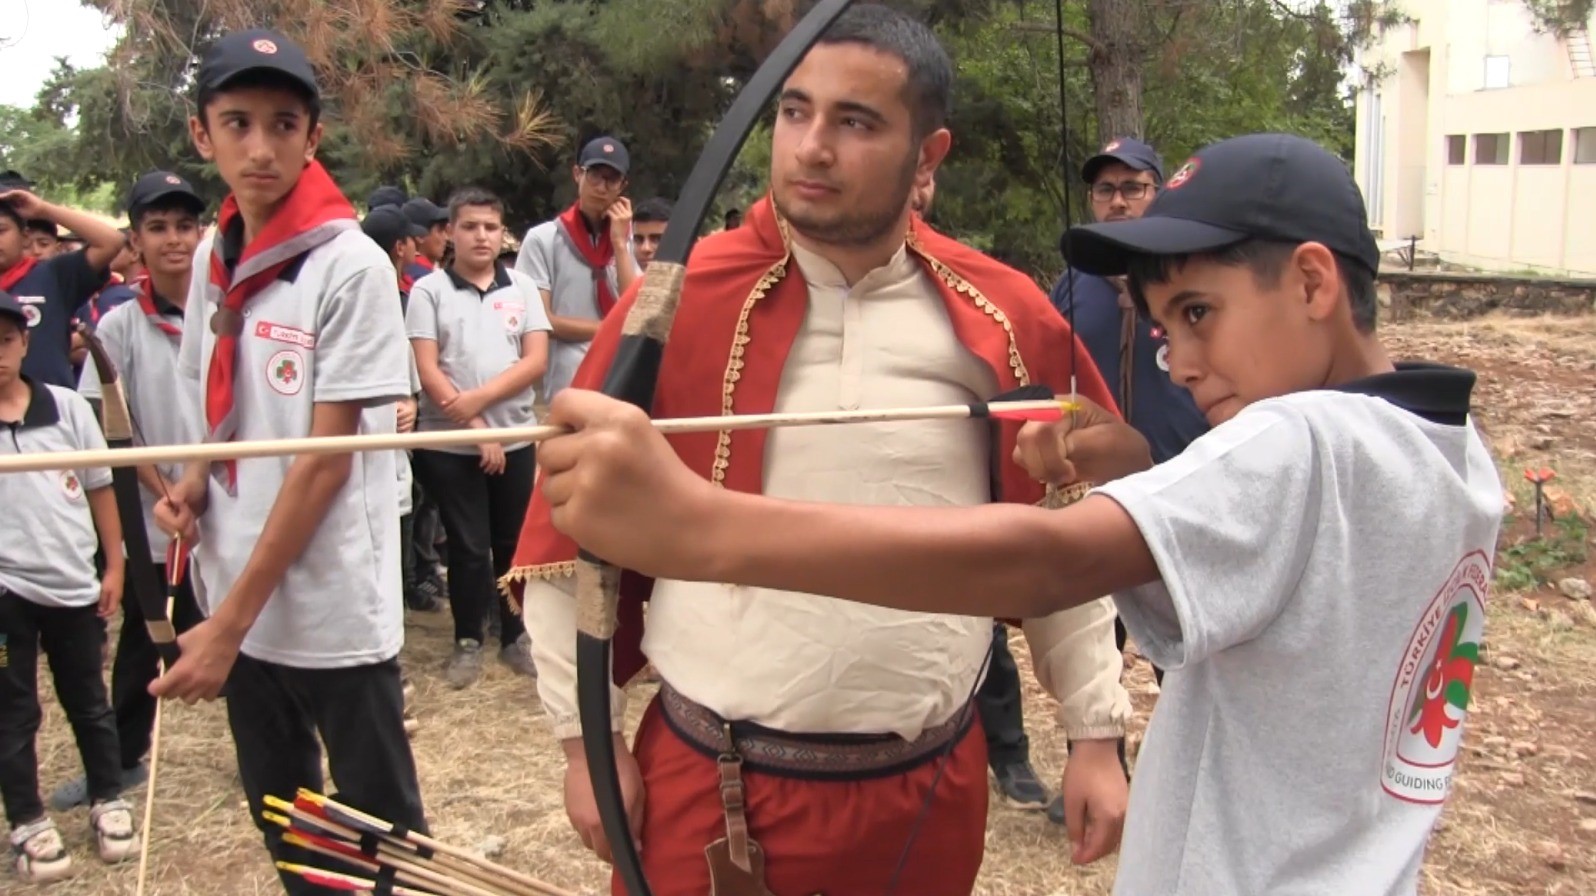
[90,799,140,864]
[10,817,72,883]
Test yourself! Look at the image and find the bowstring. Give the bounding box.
[886,5,1079,890]
[1055,0,1077,421]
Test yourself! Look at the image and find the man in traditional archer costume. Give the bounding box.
[502,7,1131,894]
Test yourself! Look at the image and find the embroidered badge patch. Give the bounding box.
[253,38,278,55]
[1167,159,1200,189]
[60,470,83,500]
[267,349,305,396]
[1381,551,1489,804]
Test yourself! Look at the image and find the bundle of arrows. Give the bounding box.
[265,789,578,896]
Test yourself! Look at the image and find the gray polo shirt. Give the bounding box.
[405,264,551,455]
[514,219,632,401]
[178,228,412,670]
[79,292,202,563]
[0,379,113,608]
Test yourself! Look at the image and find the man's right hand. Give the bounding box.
[563,734,646,864]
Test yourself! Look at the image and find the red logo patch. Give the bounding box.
[603,143,614,153]
[1104,140,1122,152]
[1167,159,1200,189]
[252,39,278,55]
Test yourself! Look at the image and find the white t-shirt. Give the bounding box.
[177,227,412,669]
[1095,366,1503,896]
[0,381,112,608]
[514,219,629,402]
[79,293,202,562]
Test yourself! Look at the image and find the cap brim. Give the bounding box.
[208,65,318,100]
[404,222,428,238]
[1061,217,1250,276]
[582,160,627,175]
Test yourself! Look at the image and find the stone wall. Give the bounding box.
[1377,270,1596,322]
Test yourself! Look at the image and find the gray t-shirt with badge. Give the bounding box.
[0,382,113,607]
[405,264,551,455]
[1095,384,1503,896]
[178,228,412,670]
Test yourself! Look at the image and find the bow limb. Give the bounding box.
[80,327,180,667]
[571,2,855,893]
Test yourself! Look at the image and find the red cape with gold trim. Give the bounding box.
[501,195,1117,684]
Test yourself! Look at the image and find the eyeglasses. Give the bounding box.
[1090,181,1155,202]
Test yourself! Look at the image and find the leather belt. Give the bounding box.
[656,680,973,781]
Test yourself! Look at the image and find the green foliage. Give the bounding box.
[14,0,1360,265]
[1496,515,1590,593]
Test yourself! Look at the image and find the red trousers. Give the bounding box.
[613,698,989,896]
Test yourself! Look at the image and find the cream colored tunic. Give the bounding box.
[524,240,1129,743]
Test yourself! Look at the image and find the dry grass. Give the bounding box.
[19,316,1596,895]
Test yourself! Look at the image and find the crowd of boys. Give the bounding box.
[0,8,1501,896]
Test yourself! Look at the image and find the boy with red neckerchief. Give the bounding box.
[150,29,428,895]
[513,136,639,405]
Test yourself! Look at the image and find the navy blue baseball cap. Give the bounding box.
[362,206,427,251]
[368,185,409,210]
[1082,137,1165,184]
[197,29,319,99]
[0,170,32,192]
[0,290,26,327]
[126,170,204,218]
[1061,133,1381,278]
[402,198,449,228]
[578,136,630,176]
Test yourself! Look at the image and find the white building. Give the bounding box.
[1353,0,1596,275]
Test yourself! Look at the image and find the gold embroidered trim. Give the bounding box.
[905,231,1030,388]
[496,561,577,615]
[1040,481,1095,510]
[712,217,794,488]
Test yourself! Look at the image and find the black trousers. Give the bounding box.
[411,446,535,645]
[975,622,1029,769]
[412,482,445,572]
[225,653,428,896]
[111,561,204,769]
[0,589,121,826]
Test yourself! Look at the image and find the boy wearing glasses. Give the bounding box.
[514,136,639,404]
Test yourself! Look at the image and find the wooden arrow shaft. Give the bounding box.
[0,400,1069,475]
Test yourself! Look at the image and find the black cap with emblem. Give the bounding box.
[578,136,630,176]
[197,28,320,100]
[1062,133,1381,278]
[126,170,205,221]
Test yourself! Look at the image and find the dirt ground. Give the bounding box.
[19,314,1596,896]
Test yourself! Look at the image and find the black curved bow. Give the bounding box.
[571,3,855,893]
[80,327,180,668]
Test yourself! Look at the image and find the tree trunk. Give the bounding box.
[1085,0,1145,143]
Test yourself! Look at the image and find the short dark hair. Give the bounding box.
[817,4,953,139]
[24,219,57,238]
[197,69,322,131]
[446,187,504,222]
[131,196,205,230]
[634,197,673,224]
[1125,239,1378,333]
[0,204,25,232]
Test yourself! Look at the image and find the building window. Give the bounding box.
[1446,135,1467,164]
[1576,127,1596,164]
[1474,133,1509,164]
[1519,130,1563,165]
[1483,55,1511,89]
